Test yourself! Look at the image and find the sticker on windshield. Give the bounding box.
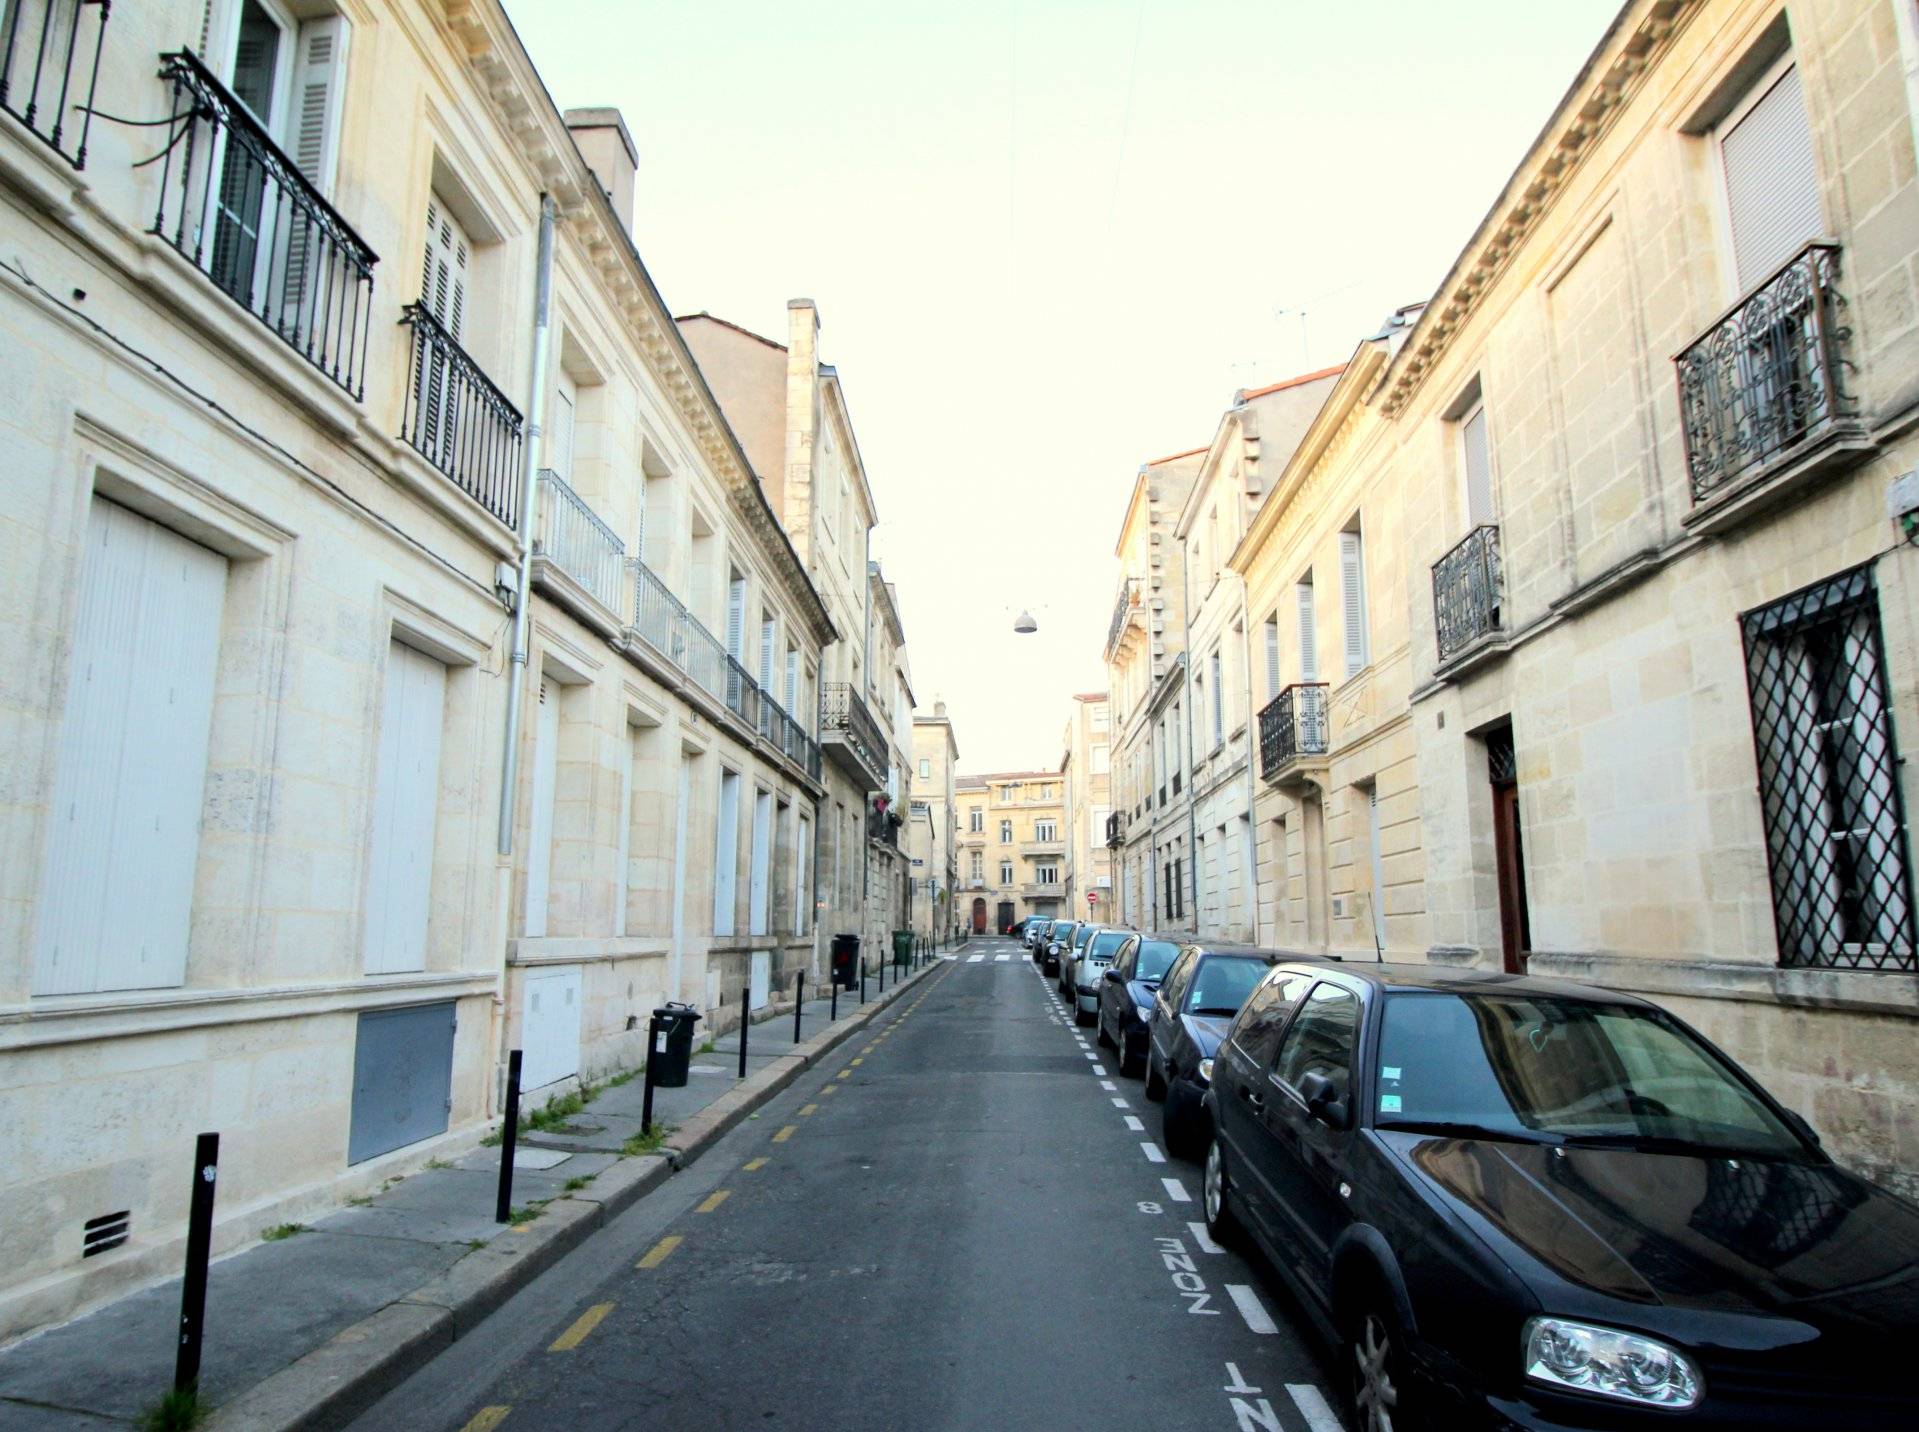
[1378,1094,1403,1114]
[1381,1066,1401,1082]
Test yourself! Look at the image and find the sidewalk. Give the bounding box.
[0,956,949,1430]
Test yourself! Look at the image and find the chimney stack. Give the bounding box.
[563,107,638,235]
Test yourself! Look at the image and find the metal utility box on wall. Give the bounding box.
[348,1002,456,1165]
[520,965,583,1091]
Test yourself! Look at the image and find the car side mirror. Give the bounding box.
[1784,1109,1823,1148]
[1297,1071,1349,1130]
[1104,968,1123,983]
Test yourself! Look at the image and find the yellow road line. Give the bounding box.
[743,1157,769,1171]
[799,1103,818,1116]
[696,1189,731,1214]
[460,1408,510,1432]
[821,1085,838,1096]
[636,1235,682,1269]
[772,1124,797,1142]
[548,1302,614,1351]
[836,1069,850,1079]
[850,1057,864,1066]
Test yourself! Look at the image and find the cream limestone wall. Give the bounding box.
[910,710,961,942]
[1386,0,1919,1193]
[1062,694,1112,921]
[956,775,1067,928]
[0,0,837,1340]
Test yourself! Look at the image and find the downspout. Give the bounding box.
[1238,569,1261,947]
[1182,575,1201,937]
[497,194,557,859]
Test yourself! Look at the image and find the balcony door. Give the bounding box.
[1486,726,1531,973]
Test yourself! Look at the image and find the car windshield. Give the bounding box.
[1134,940,1180,981]
[1375,992,1808,1158]
[1185,956,1269,1014]
[1088,931,1128,960]
[1053,924,1077,942]
[1074,926,1097,949]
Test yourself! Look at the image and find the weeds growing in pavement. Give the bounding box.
[139,1387,202,1431]
[563,1174,595,1192]
[697,1039,716,1054]
[480,1129,503,1147]
[466,1238,487,1250]
[261,1223,306,1241]
[344,1193,371,1208]
[603,1067,639,1089]
[620,1125,673,1158]
[508,1201,548,1226]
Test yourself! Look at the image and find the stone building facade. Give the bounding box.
[0,0,861,1339]
[909,702,961,943]
[955,773,1067,932]
[1061,693,1113,922]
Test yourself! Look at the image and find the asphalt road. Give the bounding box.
[354,935,1344,1431]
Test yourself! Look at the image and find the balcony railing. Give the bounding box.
[151,51,378,400]
[534,471,625,615]
[1257,683,1329,781]
[1105,811,1123,847]
[628,559,820,780]
[1105,577,1138,655]
[1433,524,1503,663]
[1676,242,1855,504]
[400,303,523,527]
[821,682,887,787]
[868,809,901,849]
[1,0,107,168]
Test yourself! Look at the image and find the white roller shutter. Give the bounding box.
[713,770,740,936]
[748,789,772,936]
[1720,62,1823,292]
[36,499,225,996]
[365,639,445,975]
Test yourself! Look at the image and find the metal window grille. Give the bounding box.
[1741,565,1916,972]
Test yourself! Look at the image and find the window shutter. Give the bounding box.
[725,575,745,661]
[1264,616,1281,699]
[1296,583,1317,681]
[288,16,348,191]
[548,380,576,480]
[760,613,775,688]
[1720,63,1823,292]
[366,640,445,975]
[784,648,798,712]
[1340,531,1368,676]
[1462,406,1494,526]
[523,679,558,938]
[1210,650,1224,746]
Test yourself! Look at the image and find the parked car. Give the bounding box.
[1023,918,1050,951]
[1202,962,1919,1431]
[1096,933,1184,1076]
[1009,917,1038,943]
[1056,921,1103,996]
[1066,927,1133,1026]
[1040,920,1079,976]
[1030,917,1063,959]
[1143,943,1281,1159]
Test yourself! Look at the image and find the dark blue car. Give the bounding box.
[1141,943,1284,1160]
[1095,932,1184,1078]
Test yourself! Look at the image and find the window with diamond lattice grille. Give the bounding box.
[1741,566,1915,972]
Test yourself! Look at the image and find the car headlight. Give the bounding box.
[1523,1318,1700,1410]
[1196,1058,1214,1084]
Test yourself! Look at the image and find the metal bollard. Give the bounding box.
[174,1132,220,1395]
[641,1024,659,1136]
[794,971,805,1043]
[831,975,838,1021]
[738,996,750,1078]
[495,1050,523,1223]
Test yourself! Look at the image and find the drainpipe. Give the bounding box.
[1182,575,1201,936]
[1238,570,1262,947]
[497,194,557,858]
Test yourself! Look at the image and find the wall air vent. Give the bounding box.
[82,1210,130,1258]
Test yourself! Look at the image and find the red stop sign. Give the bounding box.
[1088,892,1098,905]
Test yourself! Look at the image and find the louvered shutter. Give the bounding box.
[1462,405,1494,526]
[418,198,471,465]
[760,613,776,689]
[1264,616,1281,700]
[784,647,798,712]
[726,575,745,660]
[524,680,558,937]
[1341,530,1368,676]
[35,499,226,996]
[1720,63,1823,292]
[278,17,348,347]
[1296,583,1317,681]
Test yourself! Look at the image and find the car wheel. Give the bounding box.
[1203,1139,1240,1248]
[1162,1081,1207,1160]
[1348,1296,1418,1432]
[1144,1053,1166,1102]
[1074,1002,1093,1028]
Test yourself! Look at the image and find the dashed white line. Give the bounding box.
[1188,1221,1224,1254]
[995,954,1011,962]
[1110,1097,1129,1108]
[1225,1284,1278,1334]
[1161,1177,1191,1203]
[1287,1385,1344,1432]
[1099,1080,1117,1090]
[1091,1065,1107,1076]
[1140,1142,1166,1163]
[1083,1051,1098,1061]
[1125,1115,1145,1131]
[967,954,985,963]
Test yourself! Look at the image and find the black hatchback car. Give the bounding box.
[1095,932,1185,1076]
[1141,943,1280,1159]
[1202,963,1919,1430]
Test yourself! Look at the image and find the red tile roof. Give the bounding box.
[1144,444,1207,467]
[1237,363,1347,401]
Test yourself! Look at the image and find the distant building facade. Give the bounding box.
[955,773,1067,931]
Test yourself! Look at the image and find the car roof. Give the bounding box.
[1273,959,1656,1007]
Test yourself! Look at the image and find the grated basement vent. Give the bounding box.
[83,1209,130,1258]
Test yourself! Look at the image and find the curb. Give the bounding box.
[203,955,947,1431]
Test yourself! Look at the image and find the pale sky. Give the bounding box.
[504,0,1622,772]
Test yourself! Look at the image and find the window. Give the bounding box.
[1092,743,1109,775]
[1230,971,1316,1070]
[548,371,576,479]
[971,851,984,881]
[795,813,810,935]
[413,195,473,468]
[1741,566,1915,971]
[1210,648,1224,748]
[713,770,740,935]
[1000,819,1013,843]
[1035,820,1058,842]
[524,678,559,937]
[1459,393,1495,528]
[1272,982,1359,1103]
[35,498,227,996]
[1340,527,1368,676]
[1295,580,1317,682]
[748,789,772,936]
[1264,614,1281,700]
[919,758,931,779]
[759,609,776,690]
[784,644,798,715]
[1092,703,1109,732]
[1000,860,1014,885]
[1036,865,1059,885]
[1717,54,1823,294]
[969,807,984,834]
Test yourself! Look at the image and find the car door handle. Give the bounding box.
[1240,1088,1264,1110]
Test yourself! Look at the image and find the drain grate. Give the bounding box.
[82,1209,130,1257]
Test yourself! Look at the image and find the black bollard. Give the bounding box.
[793,971,805,1043]
[495,1050,523,1223]
[738,996,750,1078]
[174,1132,220,1396]
[641,1023,659,1136]
[831,976,838,1021]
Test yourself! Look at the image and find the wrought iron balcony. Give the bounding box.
[2,0,107,169]
[151,51,378,400]
[1105,811,1123,847]
[868,808,902,849]
[821,682,887,789]
[1433,524,1504,663]
[1676,242,1857,505]
[1257,683,1329,784]
[400,303,523,527]
[1105,577,1139,657]
[533,471,625,616]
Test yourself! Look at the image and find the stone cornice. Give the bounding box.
[438,1,838,649]
[1377,0,1703,419]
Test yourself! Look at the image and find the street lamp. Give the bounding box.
[1013,610,1038,634]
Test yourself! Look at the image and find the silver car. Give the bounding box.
[1067,926,1134,1026]
[1057,921,1104,997]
